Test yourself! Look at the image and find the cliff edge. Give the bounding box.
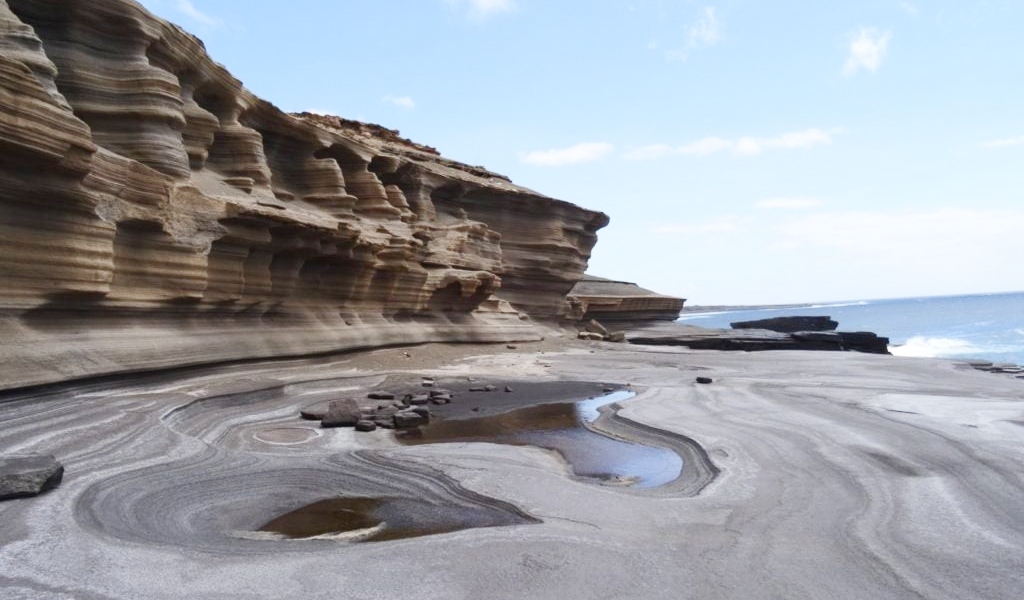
[0,0,608,390]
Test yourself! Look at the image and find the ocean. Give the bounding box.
[678,291,1024,366]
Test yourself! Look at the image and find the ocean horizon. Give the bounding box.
[678,290,1024,366]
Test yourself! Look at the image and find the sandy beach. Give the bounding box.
[2,336,1023,599]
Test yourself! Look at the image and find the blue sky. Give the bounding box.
[136,0,1024,304]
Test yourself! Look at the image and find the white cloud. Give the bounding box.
[624,128,837,160]
[689,7,721,47]
[844,28,892,76]
[446,0,516,19]
[664,5,722,62]
[754,197,824,210]
[382,95,415,110]
[175,0,219,27]
[520,142,614,167]
[734,128,834,156]
[980,135,1024,148]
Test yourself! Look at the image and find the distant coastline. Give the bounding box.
[680,303,813,315]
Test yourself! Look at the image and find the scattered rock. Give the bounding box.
[506,344,518,349]
[299,404,329,421]
[421,379,435,387]
[504,386,513,393]
[429,389,452,398]
[0,455,64,501]
[430,395,451,405]
[394,410,427,429]
[410,406,431,421]
[321,398,363,428]
[577,331,604,341]
[602,386,615,393]
[407,394,431,406]
[607,331,627,343]
[584,319,609,338]
[696,377,713,385]
[355,420,377,432]
[367,392,395,400]
[469,384,497,392]
[373,415,396,429]
[471,407,481,412]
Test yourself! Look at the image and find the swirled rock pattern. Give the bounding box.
[1,343,1022,599]
[0,0,608,390]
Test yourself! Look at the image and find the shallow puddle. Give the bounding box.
[396,391,682,488]
[258,496,530,542]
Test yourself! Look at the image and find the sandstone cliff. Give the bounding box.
[0,0,608,390]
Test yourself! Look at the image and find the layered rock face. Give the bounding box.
[0,0,607,390]
[568,275,685,322]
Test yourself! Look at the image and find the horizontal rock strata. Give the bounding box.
[567,275,685,322]
[0,0,608,390]
[625,322,890,354]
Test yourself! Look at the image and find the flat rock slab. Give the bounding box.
[0,454,64,500]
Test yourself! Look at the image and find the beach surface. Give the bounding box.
[2,336,1023,599]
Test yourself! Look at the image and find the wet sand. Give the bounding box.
[2,337,1023,599]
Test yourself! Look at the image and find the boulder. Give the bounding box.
[730,316,838,333]
[584,319,609,338]
[321,398,363,428]
[0,455,64,501]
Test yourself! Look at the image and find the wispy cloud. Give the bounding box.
[899,2,919,17]
[980,135,1024,148]
[624,128,838,160]
[446,0,516,20]
[689,7,721,47]
[382,95,415,110]
[754,197,823,210]
[520,142,614,167]
[175,0,219,27]
[844,28,892,76]
[663,6,722,62]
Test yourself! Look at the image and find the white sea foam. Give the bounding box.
[890,336,982,358]
[808,300,869,309]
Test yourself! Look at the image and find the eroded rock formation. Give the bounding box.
[0,0,608,390]
[568,275,685,322]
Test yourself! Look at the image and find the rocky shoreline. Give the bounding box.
[2,337,1023,599]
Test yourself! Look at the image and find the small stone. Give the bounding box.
[0,455,64,501]
[321,398,362,428]
[696,377,713,384]
[394,410,427,429]
[355,420,377,432]
[471,407,481,412]
[602,386,615,393]
[421,379,435,387]
[408,394,430,406]
[607,331,626,343]
[429,389,452,398]
[504,386,513,393]
[367,392,395,400]
[577,331,604,341]
[506,344,518,349]
[469,384,497,392]
[430,396,451,405]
